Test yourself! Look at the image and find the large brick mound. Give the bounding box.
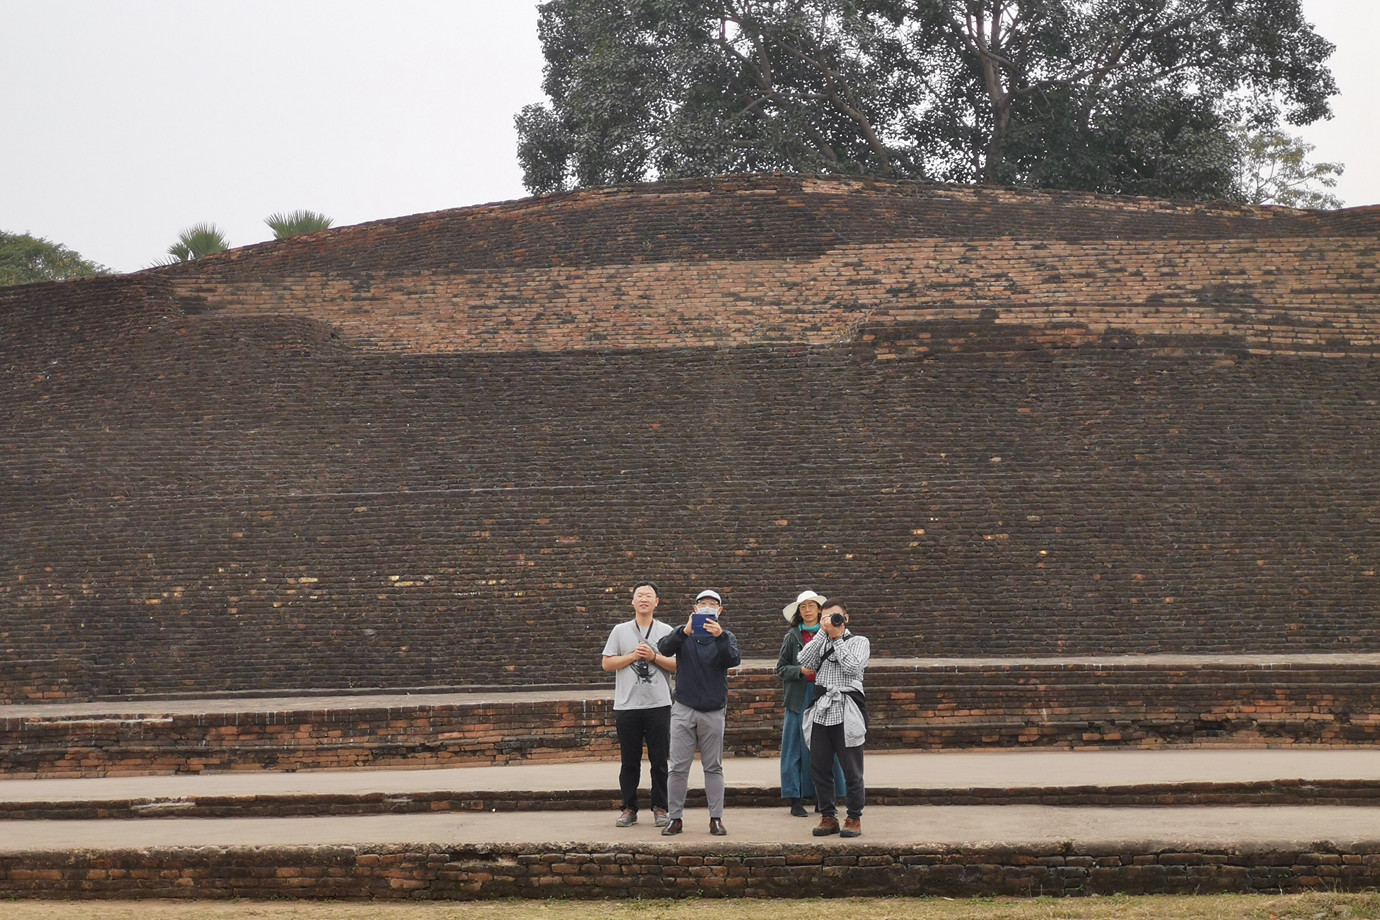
[2,175,1377,704]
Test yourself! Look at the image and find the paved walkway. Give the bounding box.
[7,803,1380,853]
[3,748,1380,801]
[4,748,1380,853]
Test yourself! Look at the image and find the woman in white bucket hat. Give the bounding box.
[775,589,847,816]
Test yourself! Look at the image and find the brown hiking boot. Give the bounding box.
[841,817,862,837]
[812,816,840,836]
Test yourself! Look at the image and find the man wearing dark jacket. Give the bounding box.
[657,588,741,836]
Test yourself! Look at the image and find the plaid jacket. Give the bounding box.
[797,630,870,747]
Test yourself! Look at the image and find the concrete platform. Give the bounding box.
[4,748,1380,848]
[4,746,1380,806]
[5,802,1380,852]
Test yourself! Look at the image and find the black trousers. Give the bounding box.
[809,720,865,819]
[616,705,671,812]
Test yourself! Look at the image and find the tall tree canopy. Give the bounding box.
[517,0,1337,201]
[0,231,110,287]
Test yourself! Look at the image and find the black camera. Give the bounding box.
[828,612,846,627]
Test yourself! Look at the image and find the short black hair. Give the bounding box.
[632,581,660,598]
[822,599,848,615]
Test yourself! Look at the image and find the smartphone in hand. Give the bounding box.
[691,611,717,635]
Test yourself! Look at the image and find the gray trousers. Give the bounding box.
[666,701,726,820]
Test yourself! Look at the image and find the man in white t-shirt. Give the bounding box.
[601,581,677,827]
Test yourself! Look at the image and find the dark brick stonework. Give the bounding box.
[3,842,1379,900]
[1,177,1377,704]
[152,175,1376,278]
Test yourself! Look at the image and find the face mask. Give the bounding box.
[695,606,717,617]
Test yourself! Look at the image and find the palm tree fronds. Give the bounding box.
[265,210,334,240]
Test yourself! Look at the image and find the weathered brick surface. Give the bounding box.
[150,177,1380,356]
[1,177,1377,704]
[157,236,1380,356]
[4,662,1378,777]
[2,842,1379,899]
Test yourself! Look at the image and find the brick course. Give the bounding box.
[3,841,1379,899]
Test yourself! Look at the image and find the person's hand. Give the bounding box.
[822,618,846,640]
[703,616,723,637]
[634,642,657,660]
[802,668,816,680]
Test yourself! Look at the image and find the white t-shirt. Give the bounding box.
[602,618,675,710]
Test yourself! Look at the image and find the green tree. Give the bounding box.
[0,231,110,286]
[161,223,231,264]
[518,0,1337,200]
[265,210,334,240]
[1234,129,1343,209]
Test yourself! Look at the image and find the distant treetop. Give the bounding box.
[0,231,110,287]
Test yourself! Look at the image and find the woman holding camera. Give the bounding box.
[775,589,846,817]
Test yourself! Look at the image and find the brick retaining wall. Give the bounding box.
[5,662,1378,777]
[3,842,1378,899]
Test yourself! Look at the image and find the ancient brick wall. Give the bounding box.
[6,662,1378,777]
[3,842,1378,899]
[2,177,1377,702]
[0,658,84,703]
[3,325,1376,699]
[155,177,1380,356]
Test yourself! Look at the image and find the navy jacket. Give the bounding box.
[659,624,741,711]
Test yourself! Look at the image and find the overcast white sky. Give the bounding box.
[2,1,1376,274]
